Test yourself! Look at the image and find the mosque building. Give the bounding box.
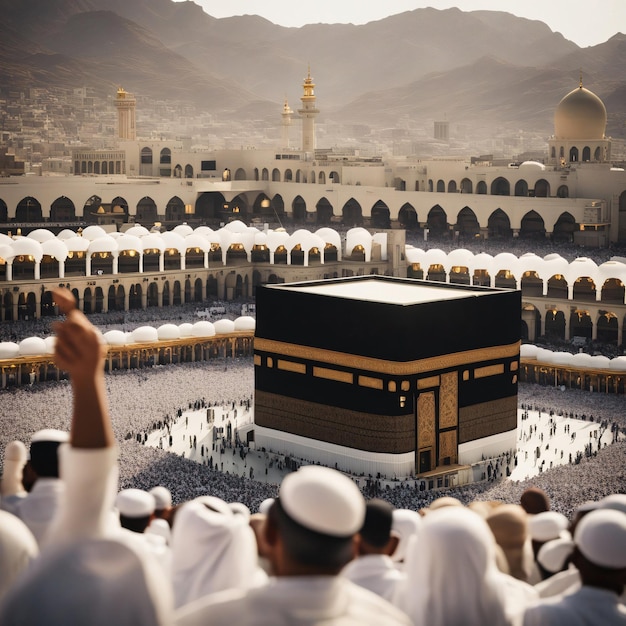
[0,70,625,366]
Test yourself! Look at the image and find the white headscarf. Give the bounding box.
[0,510,39,602]
[171,496,267,609]
[402,506,510,626]
[0,537,173,625]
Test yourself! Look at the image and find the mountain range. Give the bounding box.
[1,0,625,139]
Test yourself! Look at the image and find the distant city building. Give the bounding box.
[115,87,136,141]
[434,120,449,141]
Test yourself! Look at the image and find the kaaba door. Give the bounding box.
[416,372,459,474]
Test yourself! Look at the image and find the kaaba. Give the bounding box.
[253,275,520,480]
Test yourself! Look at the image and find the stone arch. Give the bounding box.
[159,148,171,176]
[398,203,418,229]
[569,309,592,339]
[597,312,619,344]
[476,181,487,194]
[206,276,218,299]
[292,196,307,223]
[194,277,203,302]
[129,284,142,310]
[534,179,550,198]
[426,205,448,237]
[147,282,159,307]
[184,164,193,178]
[447,180,457,193]
[50,196,76,221]
[491,177,510,196]
[556,185,569,198]
[371,200,390,229]
[569,147,579,162]
[272,194,285,219]
[460,178,473,194]
[547,275,568,300]
[572,277,596,303]
[261,168,269,181]
[174,164,182,178]
[582,146,591,162]
[234,168,246,180]
[136,196,158,224]
[230,193,249,219]
[272,168,281,182]
[455,206,479,239]
[342,198,362,226]
[545,309,566,340]
[316,197,334,224]
[165,196,185,221]
[514,180,528,196]
[552,212,577,243]
[162,281,170,307]
[195,192,225,219]
[0,199,7,222]
[16,197,43,222]
[600,278,625,304]
[140,147,153,176]
[253,194,273,216]
[111,197,129,220]
[318,171,326,184]
[330,171,340,184]
[488,209,512,239]
[521,271,543,297]
[284,169,293,182]
[436,179,445,192]
[519,210,545,240]
[173,281,182,305]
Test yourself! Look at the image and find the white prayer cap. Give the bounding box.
[4,440,27,462]
[258,497,274,515]
[528,511,570,542]
[146,519,171,544]
[149,486,172,510]
[31,429,69,444]
[537,537,574,574]
[574,508,626,569]
[597,494,626,515]
[116,489,155,518]
[279,465,365,537]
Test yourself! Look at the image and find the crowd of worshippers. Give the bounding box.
[0,288,625,625]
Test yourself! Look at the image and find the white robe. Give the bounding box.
[523,586,626,626]
[15,477,65,546]
[174,575,412,626]
[341,554,405,604]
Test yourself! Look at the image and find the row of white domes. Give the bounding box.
[406,247,626,284]
[0,222,387,262]
[520,344,626,372]
[0,317,255,359]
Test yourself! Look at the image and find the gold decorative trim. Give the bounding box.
[267,356,273,368]
[510,361,519,372]
[463,370,470,381]
[439,372,458,429]
[254,354,261,366]
[255,338,520,376]
[417,375,440,389]
[358,375,383,390]
[388,380,397,392]
[401,380,410,391]
[474,363,505,379]
[313,366,353,384]
[277,359,306,374]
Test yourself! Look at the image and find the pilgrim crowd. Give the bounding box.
[0,287,624,625]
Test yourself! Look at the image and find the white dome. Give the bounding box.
[27,229,56,243]
[191,321,216,337]
[589,355,611,369]
[88,237,118,254]
[609,357,626,372]
[172,223,194,237]
[519,161,546,170]
[222,220,249,233]
[520,344,539,358]
[157,324,181,340]
[234,316,256,331]
[116,235,143,253]
[81,225,108,241]
[179,323,194,337]
[56,229,77,241]
[0,342,20,359]
[214,319,236,334]
[41,238,69,262]
[130,326,158,343]
[570,352,594,369]
[103,330,127,346]
[8,238,43,262]
[64,236,90,253]
[550,351,573,366]
[141,233,165,253]
[124,225,150,238]
[43,336,56,354]
[19,337,47,356]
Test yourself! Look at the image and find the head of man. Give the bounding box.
[572,508,626,595]
[116,489,155,534]
[29,430,69,479]
[265,466,365,576]
[358,499,398,557]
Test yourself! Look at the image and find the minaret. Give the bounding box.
[115,87,136,140]
[298,66,319,153]
[281,98,293,149]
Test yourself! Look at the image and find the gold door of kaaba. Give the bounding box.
[416,371,458,474]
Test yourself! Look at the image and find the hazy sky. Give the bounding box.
[181,0,625,48]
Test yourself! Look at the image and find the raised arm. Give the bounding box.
[52,288,113,449]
